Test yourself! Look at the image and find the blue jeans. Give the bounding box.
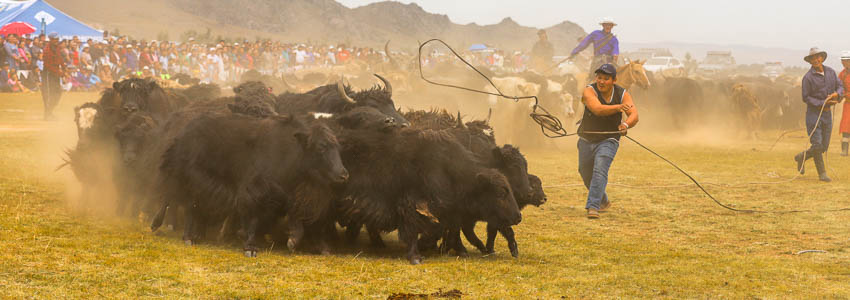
[806,110,832,154]
[804,110,832,174]
[578,138,619,210]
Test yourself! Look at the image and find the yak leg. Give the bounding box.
[164,204,179,232]
[461,220,487,253]
[241,216,259,257]
[446,227,468,257]
[418,230,439,252]
[367,225,386,248]
[286,219,304,253]
[344,222,361,244]
[484,223,499,254]
[398,224,422,265]
[500,226,519,258]
[312,223,332,255]
[182,208,200,245]
[324,221,339,244]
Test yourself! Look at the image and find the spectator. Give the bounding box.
[4,34,21,70]
[8,69,30,92]
[79,45,92,70]
[0,63,10,92]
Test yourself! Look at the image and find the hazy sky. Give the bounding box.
[337,0,846,52]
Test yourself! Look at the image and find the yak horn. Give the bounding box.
[337,80,355,104]
[456,111,466,129]
[385,40,398,69]
[485,108,492,125]
[374,74,392,97]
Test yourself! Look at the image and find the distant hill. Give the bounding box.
[48,0,586,53]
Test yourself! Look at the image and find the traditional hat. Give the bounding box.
[599,17,616,26]
[840,50,850,60]
[804,47,827,63]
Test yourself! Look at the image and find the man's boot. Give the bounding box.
[813,153,831,182]
[794,152,807,174]
[842,141,849,157]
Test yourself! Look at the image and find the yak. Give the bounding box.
[276,74,409,126]
[63,102,120,206]
[112,111,160,217]
[151,113,348,257]
[112,78,178,121]
[475,173,547,258]
[398,110,537,257]
[335,127,522,264]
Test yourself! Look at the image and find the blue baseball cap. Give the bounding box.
[595,63,617,78]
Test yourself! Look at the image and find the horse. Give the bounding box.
[615,60,651,90]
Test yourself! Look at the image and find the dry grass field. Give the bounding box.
[1,91,849,298]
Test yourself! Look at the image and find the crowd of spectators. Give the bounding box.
[1,33,538,93]
[0,33,400,93]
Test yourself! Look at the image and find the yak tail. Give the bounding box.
[54,149,73,172]
[54,159,70,172]
[150,201,169,232]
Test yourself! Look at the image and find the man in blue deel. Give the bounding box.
[569,17,619,79]
[795,47,844,182]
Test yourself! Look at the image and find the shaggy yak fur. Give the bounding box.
[65,102,119,206]
[227,81,278,118]
[481,173,547,257]
[399,109,541,257]
[151,113,348,257]
[335,127,522,264]
[275,74,409,126]
[111,78,179,121]
[112,111,160,216]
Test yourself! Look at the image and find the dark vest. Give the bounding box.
[578,83,625,142]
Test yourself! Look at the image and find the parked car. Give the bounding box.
[762,62,784,79]
[643,56,684,73]
[697,51,736,76]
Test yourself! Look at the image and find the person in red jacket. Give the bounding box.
[838,51,850,156]
[41,32,66,121]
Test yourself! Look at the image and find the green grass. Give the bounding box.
[1,92,850,298]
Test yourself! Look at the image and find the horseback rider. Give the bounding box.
[531,29,555,73]
[569,17,619,82]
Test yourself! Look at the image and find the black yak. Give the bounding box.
[335,127,522,264]
[276,74,409,126]
[479,173,547,257]
[151,114,348,257]
[63,102,119,206]
[401,109,540,257]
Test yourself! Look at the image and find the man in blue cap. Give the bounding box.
[795,47,844,182]
[577,63,638,219]
[570,17,619,81]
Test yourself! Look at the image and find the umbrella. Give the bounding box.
[0,22,36,36]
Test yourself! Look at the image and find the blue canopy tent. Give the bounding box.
[468,44,488,51]
[0,0,102,40]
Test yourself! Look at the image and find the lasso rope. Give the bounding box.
[416,38,849,214]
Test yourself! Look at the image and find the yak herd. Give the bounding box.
[64,73,546,265]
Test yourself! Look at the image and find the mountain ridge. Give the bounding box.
[48,0,586,53]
